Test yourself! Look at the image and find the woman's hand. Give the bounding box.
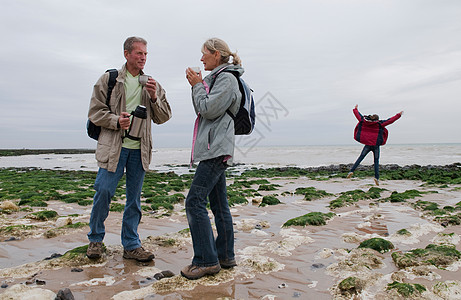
[186,68,202,86]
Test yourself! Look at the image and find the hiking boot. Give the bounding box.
[346,172,353,179]
[374,178,379,186]
[86,242,103,259]
[123,247,155,262]
[180,264,221,280]
[219,258,237,269]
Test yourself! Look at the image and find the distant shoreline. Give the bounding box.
[0,149,95,157]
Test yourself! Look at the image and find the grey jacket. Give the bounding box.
[88,64,172,172]
[191,63,243,164]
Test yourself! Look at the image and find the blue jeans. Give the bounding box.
[87,148,145,250]
[185,156,235,267]
[350,145,380,179]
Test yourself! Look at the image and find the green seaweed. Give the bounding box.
[294,187,332,201]
[338,276,364,296]
[228,195,248,206]
[283,212,335,227]
[329,187,385,209]
[63,244,105,259]
[387,281,426,297]
[392,243,461,269]
[396,229,411,236]
[28,210,58,221]
[258,184,281,191]
[259,195,281,207]
[109,203,125,212]
[358,237,394,253]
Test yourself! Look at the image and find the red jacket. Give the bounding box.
[353,108,401,146]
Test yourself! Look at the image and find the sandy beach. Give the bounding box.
[1,161,461,299]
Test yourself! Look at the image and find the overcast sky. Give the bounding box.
[1,0,460,149]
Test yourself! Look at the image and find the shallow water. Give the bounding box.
[1,175,460,299]
[1,145,461,299]
[1,144,460,173]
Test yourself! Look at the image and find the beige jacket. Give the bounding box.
[88,64,172,172]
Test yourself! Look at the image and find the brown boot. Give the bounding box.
[180,264,221,280]
[123,247,155,262]
[86,242,104,259]
[219,258,237,269]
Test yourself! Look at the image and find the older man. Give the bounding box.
[87,36,171,261]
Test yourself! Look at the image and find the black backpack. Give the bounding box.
[209,69,255,135]
[86,69,118,140]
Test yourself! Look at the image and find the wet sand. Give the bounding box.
[1,176,461,299]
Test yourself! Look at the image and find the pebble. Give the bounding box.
[44,253,62,260]
[71,268,83,272]
[55,288,75,300]
[1,284,8,288]
[311,263,325,269]
[4,237,18,242]
[154,270,175,280]
[35,279,46,285]
[278,283,287,289]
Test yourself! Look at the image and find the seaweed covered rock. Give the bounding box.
[283,212,335,227]
[259,195,281,207]
[358,237,394,253]
[329,187,385,209]
[386,281,426,297]
[337,276,365,296]
[294,187,332,201]
[392,244,461,269]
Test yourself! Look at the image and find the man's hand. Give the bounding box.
[118,112,131,130]
[145,77,157,102]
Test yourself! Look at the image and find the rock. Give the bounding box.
[161,270,175,278]
[154,270,175,280]
[70,268,83,272]
[55,288,75,300]
[311,263,325,269]
[4,237,19,242]
[0,200,19,211]
[35,279,46,285]
[278,283,287,288]
[44,253,62,260]
[55,217,73,228]
[1,283,8,288]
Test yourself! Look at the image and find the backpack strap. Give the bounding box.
[208,68,241,119]
[105,69,118,109]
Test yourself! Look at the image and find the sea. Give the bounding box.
[0,144,460,174]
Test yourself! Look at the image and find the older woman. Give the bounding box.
[181,38,242,280]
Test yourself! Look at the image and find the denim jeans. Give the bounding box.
[185,156,235,267]
[350,145,380,179]
[87,147,145,250]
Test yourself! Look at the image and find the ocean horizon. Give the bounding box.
[0,143,460,174]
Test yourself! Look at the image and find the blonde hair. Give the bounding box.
[203,38,242,66]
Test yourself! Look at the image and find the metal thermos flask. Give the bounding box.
[126,105,147,140]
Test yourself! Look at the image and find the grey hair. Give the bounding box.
[203,38,242,66]
[124,36,147,52]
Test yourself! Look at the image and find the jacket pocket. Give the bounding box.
[95,143,110,163]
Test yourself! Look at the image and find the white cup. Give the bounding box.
[190,67,200,74]
[139,74,151,86]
